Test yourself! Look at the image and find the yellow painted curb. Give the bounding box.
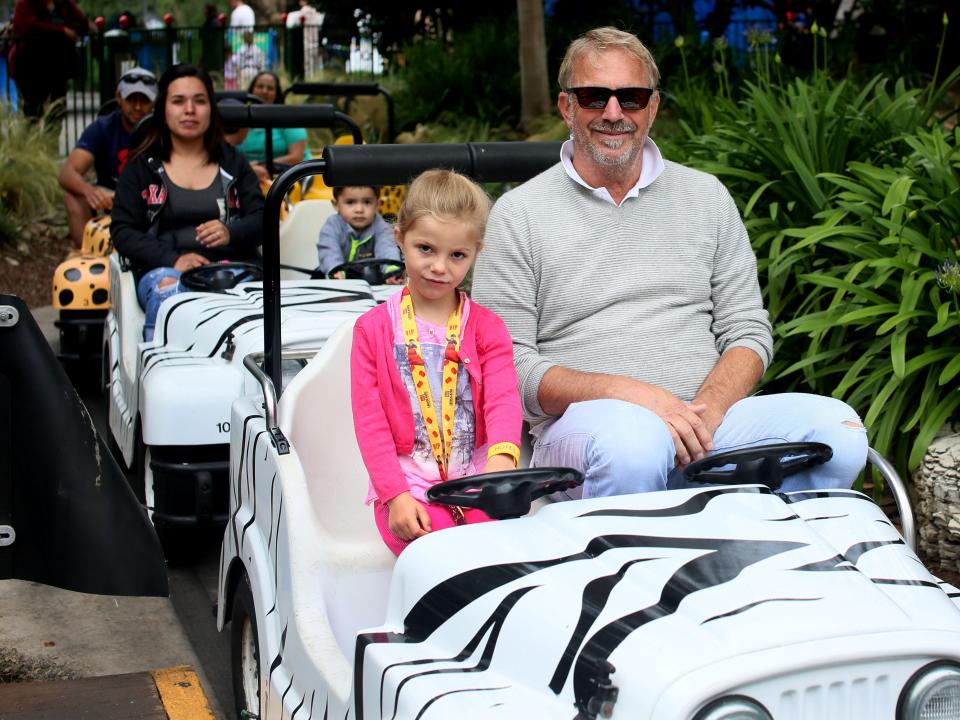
[150,665,216,720]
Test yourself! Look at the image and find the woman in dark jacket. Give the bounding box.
[112,64,264,341]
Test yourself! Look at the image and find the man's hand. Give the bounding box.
[63,27,78,41]
[196,220,230,248]
[385,274,404,285]
[386,491,431,541]
[82,185,114,212]
[251,163,270,182]
[611,376,713,466]
[173,253,210,272]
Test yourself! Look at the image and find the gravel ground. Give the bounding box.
[0,647,78,684]
[0,218,73,309]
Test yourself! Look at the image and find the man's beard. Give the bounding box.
[573,118,645,169]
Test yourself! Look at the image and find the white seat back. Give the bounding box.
[279,199,337,279]
[280,317,388,545]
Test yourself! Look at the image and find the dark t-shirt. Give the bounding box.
[74,110,131,190]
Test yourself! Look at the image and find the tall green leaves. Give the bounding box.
[777,129,960,472]
[663,65,960,476]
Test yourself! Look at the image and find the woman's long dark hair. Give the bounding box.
[130,64,225,163]
[247,71,285,104]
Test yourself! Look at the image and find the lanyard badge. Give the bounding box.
[399,288,462,482]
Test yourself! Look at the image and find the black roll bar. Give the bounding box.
[283,81,396,142]
[261,140,562,397]
[218,103,363,176]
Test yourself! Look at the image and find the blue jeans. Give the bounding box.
[531,393,868,498]
[136,267,182,342]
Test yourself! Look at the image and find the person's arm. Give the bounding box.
[273,128,306,166]
[538,367,712,465]
[350,321,408,503]
[59,148,114,210]
[475,310,523,472]
[221,155,265,251]
[691,178,773,433]
[110,163,179,270]
[316,215,346,274]
[692,347,764,435]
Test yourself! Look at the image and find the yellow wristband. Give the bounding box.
[487,442,520,467]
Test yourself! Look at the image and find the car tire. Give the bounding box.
[231,575,261,720]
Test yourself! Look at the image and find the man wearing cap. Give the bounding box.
[58,68,156,246]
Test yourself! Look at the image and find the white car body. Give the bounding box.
[103,198,391,529]
[217,318,960,720]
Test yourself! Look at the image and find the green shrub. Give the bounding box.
[771,128,960,474]
[390,18,520,132]
[0,104,62,225]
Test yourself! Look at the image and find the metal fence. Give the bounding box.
[1,13,779,155]
[0,22,353,153]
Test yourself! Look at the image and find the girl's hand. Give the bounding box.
[173,253,210,271]
[387,492,431,540]
[385,274,405,285]
[484,454,517,474]
[196,220,230,248]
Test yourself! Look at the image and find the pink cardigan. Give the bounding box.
[350,293,522,504]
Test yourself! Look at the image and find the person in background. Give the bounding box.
[316,185,402,282]
[350,169,522,555]
[8,0,90,119]
[228,0,254,29]
[472,26,868,499]
[111,64,264,341]
[234,30,265,89]
[58,68,157,246]
[237,71,310,173]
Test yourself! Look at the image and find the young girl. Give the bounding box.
[350,169,522,555]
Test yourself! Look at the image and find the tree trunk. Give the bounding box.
[517,0,551,131]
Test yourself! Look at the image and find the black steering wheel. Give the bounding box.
[425,467,584,520]
[326,257,403,286]
[682,442,833,490]
[179,261,263,292]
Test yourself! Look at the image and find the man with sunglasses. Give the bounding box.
[58,68,157,246]
[473,27,866,499]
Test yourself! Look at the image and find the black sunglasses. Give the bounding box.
[121,72,158,86]
[565,86,656,110]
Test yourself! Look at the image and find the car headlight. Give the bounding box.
[899,662,960,720]
[693,695,772,720]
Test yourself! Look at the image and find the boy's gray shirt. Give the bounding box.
[316,213,399,273]
[471,160,773,430]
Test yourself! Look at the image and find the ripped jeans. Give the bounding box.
[531,393,868,499]
[136,267,182,342]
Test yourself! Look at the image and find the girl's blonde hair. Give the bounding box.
[395,169,492,241]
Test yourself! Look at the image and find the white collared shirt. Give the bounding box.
[560,137,665,206]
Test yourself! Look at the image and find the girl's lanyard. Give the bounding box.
[400,287,463,483]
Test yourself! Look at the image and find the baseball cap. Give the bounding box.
[117,68,158,102]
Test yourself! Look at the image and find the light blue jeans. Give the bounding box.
[531,393,868,498]
[136,267,182,342]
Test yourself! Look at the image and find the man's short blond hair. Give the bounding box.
[558,26,660,90]
[395,169,492,240]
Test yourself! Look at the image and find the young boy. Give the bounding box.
[316,186,403,282]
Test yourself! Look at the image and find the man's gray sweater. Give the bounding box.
[472,160,773,430]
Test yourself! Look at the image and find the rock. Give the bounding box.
[4,257,19,266]
[916,423,960,571]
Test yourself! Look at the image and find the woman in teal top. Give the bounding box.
[238,71,312,168]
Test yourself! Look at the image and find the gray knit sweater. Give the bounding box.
[472,160,773,430]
